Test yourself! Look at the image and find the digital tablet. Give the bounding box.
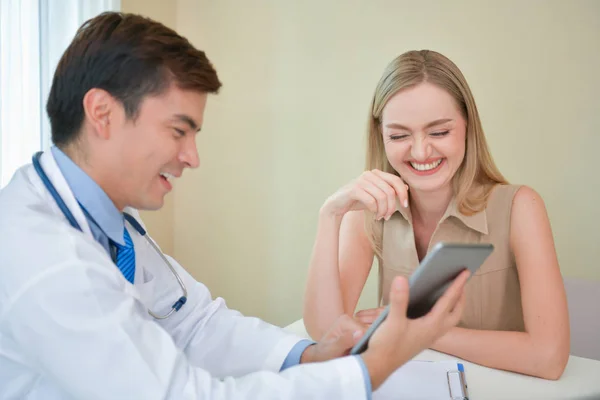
[350,242,494,355]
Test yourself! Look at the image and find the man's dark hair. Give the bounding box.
[47,12,222,147]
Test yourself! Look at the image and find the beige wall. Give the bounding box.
[128,0,600,326]
[121,0,176,255]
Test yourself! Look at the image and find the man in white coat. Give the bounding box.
[0,12,469,399]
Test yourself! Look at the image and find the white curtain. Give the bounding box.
[0,0,41,188]
[0,0,120,188]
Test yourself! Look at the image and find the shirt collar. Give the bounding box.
[442,197,488,235]
[395,196,488,235]
[51,146,125,245]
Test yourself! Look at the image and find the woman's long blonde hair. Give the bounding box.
[366,50,507,259]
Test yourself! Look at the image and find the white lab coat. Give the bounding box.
[0,151,367,400]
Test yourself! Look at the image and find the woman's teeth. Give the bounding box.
[410,159,443,171]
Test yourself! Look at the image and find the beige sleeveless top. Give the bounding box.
[378,184,525,332]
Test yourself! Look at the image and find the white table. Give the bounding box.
[284,319,600,400]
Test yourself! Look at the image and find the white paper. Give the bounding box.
[373,360,466,400]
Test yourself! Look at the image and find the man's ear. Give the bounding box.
[82,88,116,140]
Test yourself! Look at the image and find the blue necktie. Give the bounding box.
[112,227,136,283]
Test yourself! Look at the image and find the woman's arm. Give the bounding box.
[303,170,408,340]
[431,186,570,380]
[303,209,375,340]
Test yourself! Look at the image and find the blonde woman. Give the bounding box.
[303,50,570,380]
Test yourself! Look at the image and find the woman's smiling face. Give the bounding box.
[381,82,467,193]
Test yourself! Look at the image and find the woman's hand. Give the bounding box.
[300,314,366,363]
[354,307,386,326]
[321,170,409,220]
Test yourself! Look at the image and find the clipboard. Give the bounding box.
[373,360,469,400]
[447,363,469,400]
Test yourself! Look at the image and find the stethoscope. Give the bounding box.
[32,151,187,320]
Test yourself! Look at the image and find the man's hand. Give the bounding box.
[361,270,469,389]
[300,314,366,363]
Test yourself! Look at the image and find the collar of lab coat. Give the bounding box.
[36,150,94,239]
